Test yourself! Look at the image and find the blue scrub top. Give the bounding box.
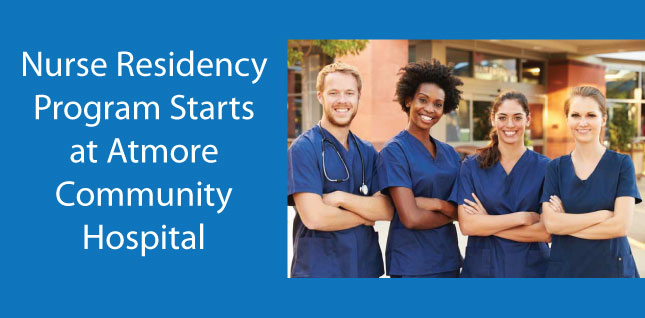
[377,130,462,276]
[540,150,641,278]
[456,150,550,278]
[287,125,384,278]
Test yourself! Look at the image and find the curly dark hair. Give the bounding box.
[395,59,463,115]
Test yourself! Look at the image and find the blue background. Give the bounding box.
[1,0,644,316]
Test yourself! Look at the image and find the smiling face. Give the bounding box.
[406,83,445,131]
[567,96,607,144]
[493,99,530,146]
[317,71,360,128]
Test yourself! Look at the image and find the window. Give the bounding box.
[288,66,303,139]
[446,48,473,77]
[446,48,546,84]
[445,100,470,142]
[607,102,639,143]
[473,101,493,141]
[606,69,638,99]
[409,45,416,63]
[521,59,544,84]
[474,52,518,82]
[605,68,645,139]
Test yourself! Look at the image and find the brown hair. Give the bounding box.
[316,62,362,94]
[477,91,530,169]
[564,86,607,117]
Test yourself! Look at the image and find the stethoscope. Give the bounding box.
[318,122,368,196]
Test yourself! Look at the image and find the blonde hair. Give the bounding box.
[316,62,362,93]
[564,86,607,117]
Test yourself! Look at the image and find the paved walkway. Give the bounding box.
[627,178,645,275]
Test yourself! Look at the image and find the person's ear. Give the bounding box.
[317,91,324,105]
[526,114,532,128]
[406,97,416,109]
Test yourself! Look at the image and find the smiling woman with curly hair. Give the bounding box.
[395,60,462,115]
[376,59,465,277]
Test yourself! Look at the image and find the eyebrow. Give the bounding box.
[417,92,443,101]
[497,113,525,116]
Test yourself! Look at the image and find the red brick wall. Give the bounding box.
[338,40,409,150]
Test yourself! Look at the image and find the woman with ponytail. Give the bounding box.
[455,91,551,278]
[540,86,640,277]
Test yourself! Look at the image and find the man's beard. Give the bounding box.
[322,103,358,128]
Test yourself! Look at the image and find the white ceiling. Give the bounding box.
[482,40,645,55]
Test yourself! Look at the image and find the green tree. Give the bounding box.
[609,104,636,152]
[288,40,368,67]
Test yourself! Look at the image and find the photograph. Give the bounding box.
[287,39,645,278]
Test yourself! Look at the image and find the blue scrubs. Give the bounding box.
[540,150,641,278]
[287,125,384,278]
[456,150,550,278]
[377,130,462,277]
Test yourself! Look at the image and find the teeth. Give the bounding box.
[335,108,349,113]
[503,131,517,136]
[577,129,591,133]
[420,115,433,122]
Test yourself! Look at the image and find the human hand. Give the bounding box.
[548,195,565,213]
[463,193,487,215]
[322,191,345,208]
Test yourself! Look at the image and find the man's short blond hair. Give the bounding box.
[316,62,362,94]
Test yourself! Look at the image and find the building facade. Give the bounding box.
[288,40,645,159]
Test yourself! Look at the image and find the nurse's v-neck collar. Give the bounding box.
[568,148,608,183]
[497,148,529,177]
[403,130,440,160]
[319,125,354,153]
